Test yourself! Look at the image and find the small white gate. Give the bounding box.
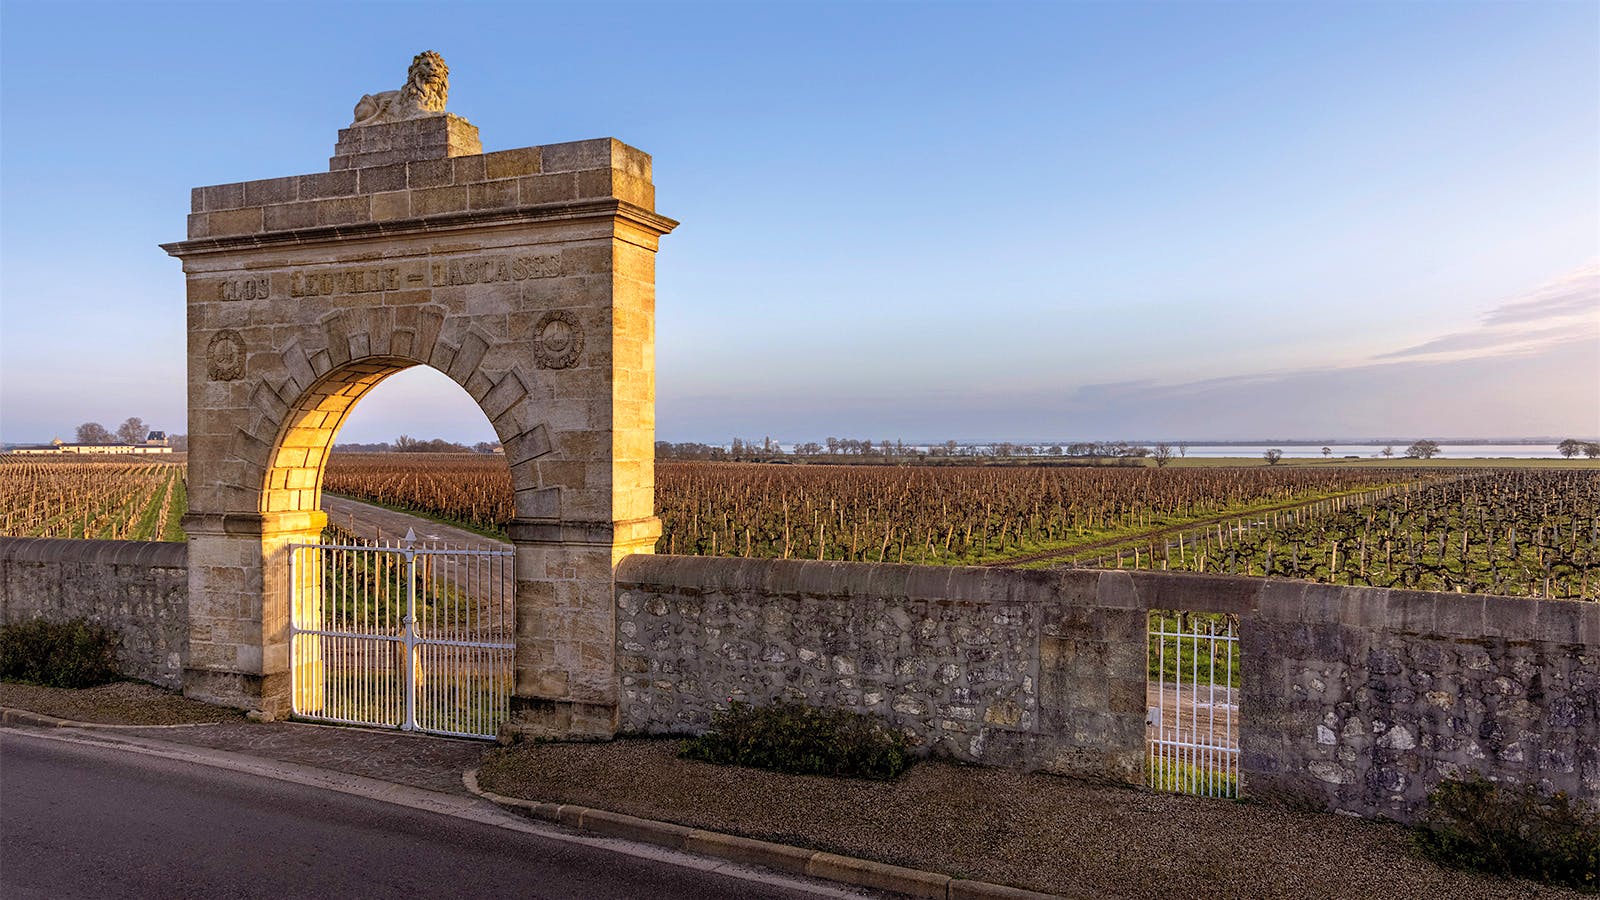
[288,539,514,740]
[1147,613,1240,798]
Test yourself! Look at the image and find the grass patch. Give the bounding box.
[1003,480,1419,569]
[126,470,169,540]
[1148,755,1238,798]
[161,473,187,542]
[1148,611,1241,688]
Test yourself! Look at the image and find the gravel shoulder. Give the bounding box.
[478,737,1581,900]
[0,681,244,725]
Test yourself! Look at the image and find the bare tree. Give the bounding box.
[1558,438,1584,459]
[1381,445,1395,459]
[75,422,113,444]
[1152,442,1175,468]
[1405,440,1442,459]
[1177,441,1188,458]
[1587,442,1600,459]
[1263,448,1284,466]
[116,417,149,445]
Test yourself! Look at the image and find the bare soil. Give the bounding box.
[0,681,242,725]
[478,738,1581,900]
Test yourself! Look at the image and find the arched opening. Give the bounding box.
[261,358,534,519]
[266,359,528,738]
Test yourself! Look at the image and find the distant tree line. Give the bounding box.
[1559,438,1600,459]
[72,418,183,449]
[344,436,503,454]
[333,438,501,453]
[656,438,1188,462]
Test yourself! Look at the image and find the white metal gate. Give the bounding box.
[288,539,514,740]
[1147,613,1240,798]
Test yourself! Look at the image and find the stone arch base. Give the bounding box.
[166,136,674,738]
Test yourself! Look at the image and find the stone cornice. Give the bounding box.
[507,516,662,547]
[161,199,677,258]
[181,510,329,537]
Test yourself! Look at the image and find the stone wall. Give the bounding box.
[615,556,1599,821]
[1244,583,1599,819]
[616,557,1152,783]
[0,538,188,688]
[1,532,1590,821]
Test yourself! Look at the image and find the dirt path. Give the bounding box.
[318,495,513,641]
[322,495,508,550]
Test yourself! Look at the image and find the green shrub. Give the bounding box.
[680,701,912,780]
[1416,775,1600,892]
[0,618,121,688]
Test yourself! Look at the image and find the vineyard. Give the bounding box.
[321,454,1420,564]
[651,463,1423,565]
[1103,470,1598,599]
[0,457,185,542]
[323,454,514,535]
[314,456,1600,599]
[4,453,1595,599]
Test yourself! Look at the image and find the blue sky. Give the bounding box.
[1,0,1595,445]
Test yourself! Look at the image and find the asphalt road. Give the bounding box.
[0,730,863,900]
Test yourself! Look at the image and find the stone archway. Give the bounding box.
[163,58,674,739]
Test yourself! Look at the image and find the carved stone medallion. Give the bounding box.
[533,311,584,369]
[207,330,246,381]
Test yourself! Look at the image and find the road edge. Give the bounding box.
[5,704,1062,898]
[1,723,886,899]
[463,768,1061,900]
[0,705,232,729]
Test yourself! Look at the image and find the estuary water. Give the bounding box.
[1176,443,1567,459]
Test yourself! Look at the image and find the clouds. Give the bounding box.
[1044,264,1600,437]
[658,262,1600,441]
[1046,340,1597,438]
[1378,262,1599,361]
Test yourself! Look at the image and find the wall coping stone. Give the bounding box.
[615,554,1600,644]
[0,537,187,568]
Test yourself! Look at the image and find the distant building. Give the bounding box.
[5,433,174,456]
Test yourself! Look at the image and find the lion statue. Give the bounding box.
[350,51,449,127]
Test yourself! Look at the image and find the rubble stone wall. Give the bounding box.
[1243,583,1598,819]
[0,538,189,688]
[615,556,1599,821]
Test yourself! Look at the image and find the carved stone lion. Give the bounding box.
[350,51,449,127]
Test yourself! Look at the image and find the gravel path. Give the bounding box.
[478,738,1581,899]
[0,681,243,725]
[322,494,507,549]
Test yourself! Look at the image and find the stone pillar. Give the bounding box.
[165,57,674,729]
[180,511,325,718]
